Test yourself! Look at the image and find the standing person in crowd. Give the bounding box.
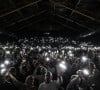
[8,72,37,90]
[38,71,63,90]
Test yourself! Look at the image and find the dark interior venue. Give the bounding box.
[0,0,100,90]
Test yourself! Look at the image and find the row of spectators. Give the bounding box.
[0,37,100,90]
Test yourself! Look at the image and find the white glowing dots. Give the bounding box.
[56,50,59,54]
[59,61,67,70]
[48,50,51,53]
[1,68,6,74]
[38,48,41,52]
[68,50,74,57]
[68,50,72,54]
[46,57,50,61]
[83,69,90,76]
[3,46,8,50]
[59,63,67,70]
[0,64,5,68]
[62,50,65,54]
[30,47,33,50]
[69,53,74,57]
[81,56,88,62]
[44,52,48,56]
[6,50,10,55]
[4,60,10,65]
[61,61,66,65]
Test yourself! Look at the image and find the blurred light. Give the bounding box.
[69,53,74,57]
[30,47,33,50]
[59,63,67,70]
[45,52,48,56]
[48,50,51,53]
[3,46,8,50]
[83,69,90,76]
[61,61,66,65]
[0,64,5,68]
[6,50,10,54]
[4,60,10,65]
[81,56,88,62]
[1,68,6,74]
[46,57,50,61]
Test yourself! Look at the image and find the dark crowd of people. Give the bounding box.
[0,37,100,90]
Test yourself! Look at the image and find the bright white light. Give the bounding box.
[3,46,8,50]
[68,50,72,54]
[59,63,67,70]
[62,50,65,53]
[69,53,74,57]
[45,52,48,56]
[30,47,33,50]
[48,50,51,53]
[0,64,5,68]
[81,56,88,62]
[1,68,6,74]
[38,48,41,52]
[46,57,50,61]
[83,69,90,76]
[68,50,74,57]
[4,60,10,65]
[6,51,10,54]
[61,61,66,65]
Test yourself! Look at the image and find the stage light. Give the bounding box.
[81,56,88,62]
[83,69,90,76]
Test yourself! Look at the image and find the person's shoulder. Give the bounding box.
[39,82,45,86]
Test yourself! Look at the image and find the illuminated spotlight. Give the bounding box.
[59,63,67,70]
[46,57,50,61]
[4,60,10,65]
[6,50,10,55]
[83,69,90,76]
[0,64,5,68]
[81,56,88,62]
[1,68,6,74]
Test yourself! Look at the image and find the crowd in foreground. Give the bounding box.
[0,37,100,90]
